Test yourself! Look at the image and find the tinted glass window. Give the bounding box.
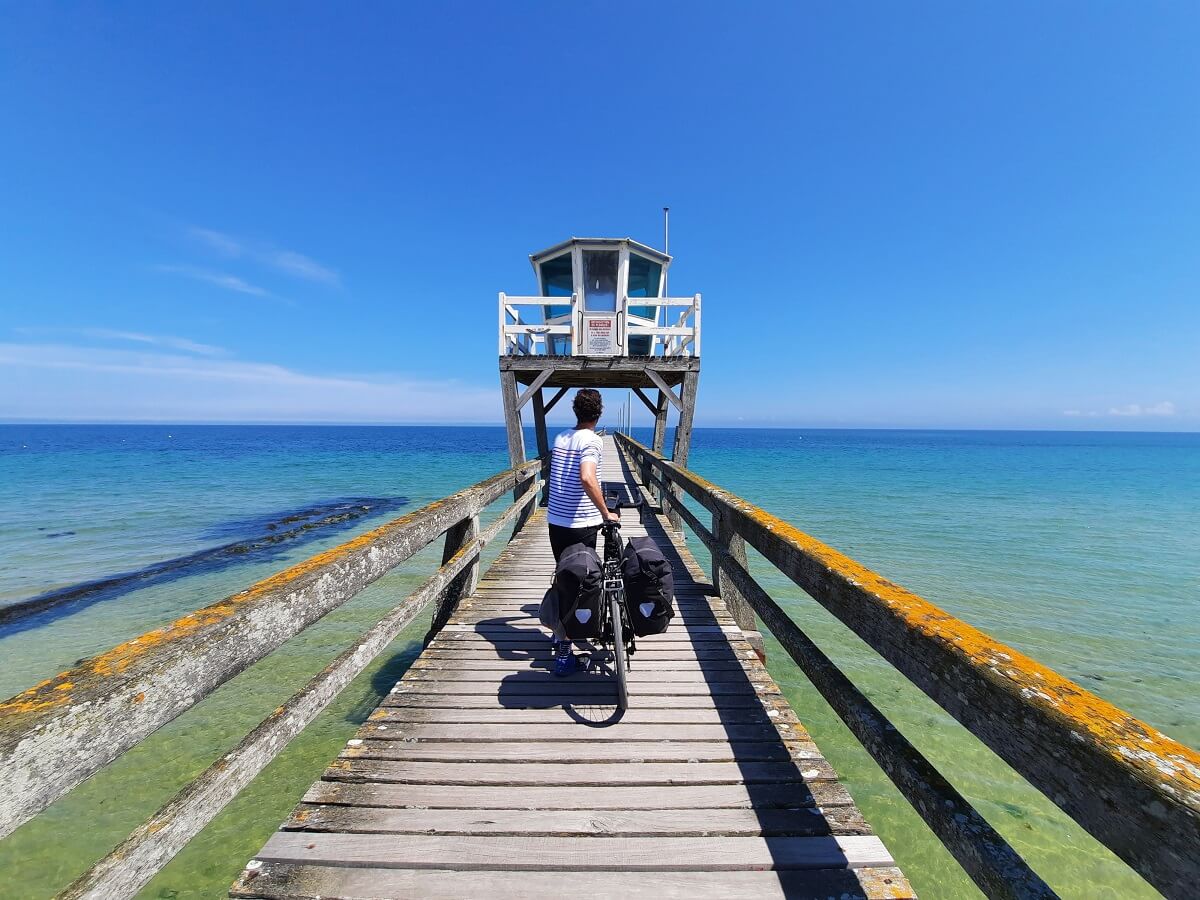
[539,254,574,297]
[539,253,573,325]
[583,250,618,311]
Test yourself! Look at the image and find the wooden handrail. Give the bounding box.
[0,459,541,840]
[615,433,1199,898]
[59,481,539,899]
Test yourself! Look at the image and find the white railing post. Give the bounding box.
[693,292,702,357]
[576,292,585,355]
[497,292,506,355]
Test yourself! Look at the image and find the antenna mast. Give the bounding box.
[663,206,670,297]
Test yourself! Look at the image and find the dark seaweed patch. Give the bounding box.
[0,497,408,635]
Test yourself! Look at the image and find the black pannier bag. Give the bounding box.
[621,536,675,636]
[550,542,603,640]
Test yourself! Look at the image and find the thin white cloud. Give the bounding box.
[156,264,271,298]
[79,329,228,357]
[188,226,340,287]
[0,341,497,423]
[1107,401,1176,417]
[189,227,242,257]
[263,249,340,285]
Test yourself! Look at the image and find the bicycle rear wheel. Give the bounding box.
[610,596,629,709]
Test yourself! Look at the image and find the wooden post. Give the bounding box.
[649,389,670,505]
[425,515,481,645]
[668,369,699,530]
[499,370,525,467]
[713,510,763,660]
[499,370,533,532]
[651,389,669,454]
[532,388,551,507]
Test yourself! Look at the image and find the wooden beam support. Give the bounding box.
[616,434,1200,898]
[667,370,699,530]
[498,369,525,467]
[631,387,659,416]
[0,460,540,840]
[531,390,551,507]
[515,369,553,412]
[425,515,481,646]
[542,386,570,414]
[652,391,669,456]
[712,509,759,658]
[645,368,682,410]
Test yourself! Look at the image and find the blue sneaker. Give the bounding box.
[552,640,578,677]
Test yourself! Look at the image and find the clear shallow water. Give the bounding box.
[0,425,1196,898]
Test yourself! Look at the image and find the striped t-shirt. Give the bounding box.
[547,428,604,527]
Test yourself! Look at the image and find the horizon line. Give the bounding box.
[1,420,1197,435]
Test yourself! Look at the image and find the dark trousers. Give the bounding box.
[548,523,600,561]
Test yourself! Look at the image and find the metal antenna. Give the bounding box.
[663,206,670,298]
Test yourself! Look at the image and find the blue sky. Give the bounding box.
[1,3,1197,429]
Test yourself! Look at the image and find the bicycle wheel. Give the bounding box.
[610,595,630,709]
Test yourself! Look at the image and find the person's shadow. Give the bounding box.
[477,611,625,725]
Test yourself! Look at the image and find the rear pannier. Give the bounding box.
[547,542,603,640]
[621,536,675,636]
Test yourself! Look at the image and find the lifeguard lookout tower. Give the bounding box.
[498,236,701,471]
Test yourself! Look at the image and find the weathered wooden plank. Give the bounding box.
[382,693,776,710]
[439,623,742,635]
[619,433,1200,895]
[401,670,758,684]
[230,861,915,899]
[253,832,893,871]
[389,680,773,696]
[429,630,747,643]
[283,804,870,837]
[340,739,822,763]
[417,645,758,660]
[305,779,849,815]
[322,758,839,786]
[366,706,800,726]
[302,779,856,810]
[355,722,803,742]
[410,657,753,672]
[0,459,541,840]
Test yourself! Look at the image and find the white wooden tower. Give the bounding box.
[497,236,701,472]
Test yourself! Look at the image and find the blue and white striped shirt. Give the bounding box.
[547,428,604,527]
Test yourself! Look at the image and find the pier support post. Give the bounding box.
[532,388,550,506]
[650,390,670,504]
[713,510,764,660]
[499,370,526,467]
[425,514,480,645]
[668,370,699,531]
[499,370,535,533]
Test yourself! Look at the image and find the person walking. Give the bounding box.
[546,388,620,675]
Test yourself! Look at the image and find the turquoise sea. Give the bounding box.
[0,425,1196,898]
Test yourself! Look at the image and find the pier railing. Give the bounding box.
[499,292,700,357]
[0,459,541,899]
[615,432,1199,900]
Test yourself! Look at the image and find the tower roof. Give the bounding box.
[529,237,671,270]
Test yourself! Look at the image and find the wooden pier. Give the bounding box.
[3,233,1197,898]
[230,436,912,899]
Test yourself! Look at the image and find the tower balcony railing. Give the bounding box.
[498,292,701,358]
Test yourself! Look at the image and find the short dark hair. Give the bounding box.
[573,388,603,423]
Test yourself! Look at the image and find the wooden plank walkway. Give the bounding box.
[231,436,913,899]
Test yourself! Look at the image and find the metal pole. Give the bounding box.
[663,207,670,298]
